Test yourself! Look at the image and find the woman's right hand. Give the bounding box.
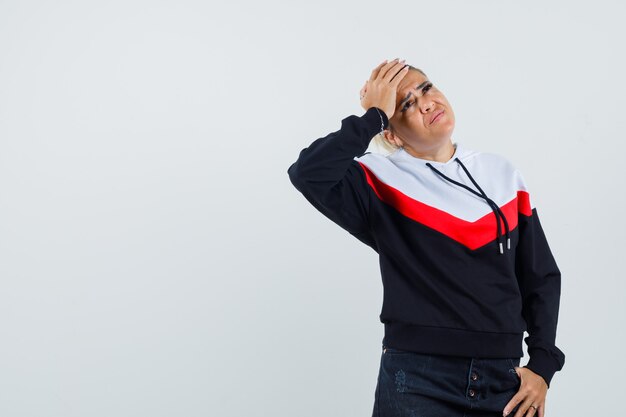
[360,58,410,120]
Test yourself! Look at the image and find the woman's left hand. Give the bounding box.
[503,367,548,417]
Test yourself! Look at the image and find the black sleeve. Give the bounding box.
[515,172,565,388]
[287,107,388,251]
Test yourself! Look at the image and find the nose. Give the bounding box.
[419,96,436,114]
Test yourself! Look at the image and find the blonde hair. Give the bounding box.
[370,65,428,155]
[372,131,400,154]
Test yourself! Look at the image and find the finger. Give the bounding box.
[513,399,537,417]
[377,58,402,81]
[390,64,410,85]
[503,393,523,417]
[382,61,408,84]
[538,402,545,417]
[369,59,389,82]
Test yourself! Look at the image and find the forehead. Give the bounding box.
[397,70,429,92]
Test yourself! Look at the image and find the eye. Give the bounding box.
[402,83,433,111]
[403,100,414,110]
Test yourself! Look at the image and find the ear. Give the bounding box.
[383,129,403,148]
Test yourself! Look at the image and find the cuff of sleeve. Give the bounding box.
[361,107,389,134]
[524,349,560,389]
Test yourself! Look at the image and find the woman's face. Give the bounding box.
[386,69,455,150]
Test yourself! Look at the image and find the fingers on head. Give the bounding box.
[388,64,409,86]
[371,60,409,85]
[370,59,399,81]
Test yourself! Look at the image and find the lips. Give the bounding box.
[430,110,444,125]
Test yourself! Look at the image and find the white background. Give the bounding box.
[0,1,623,416]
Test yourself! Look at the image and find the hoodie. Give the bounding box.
[287,106,565,388]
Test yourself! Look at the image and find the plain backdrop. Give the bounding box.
[0,1,624,416]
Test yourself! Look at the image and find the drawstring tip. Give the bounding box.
[507,237,511,250]
[499,242,503,254]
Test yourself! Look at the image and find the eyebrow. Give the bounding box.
[398,81,432,111]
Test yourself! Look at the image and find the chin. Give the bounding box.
[440,119,455,134]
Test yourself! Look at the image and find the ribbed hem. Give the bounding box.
[383,322,524,358]
[524,349,559,388]
[361,107,389,133]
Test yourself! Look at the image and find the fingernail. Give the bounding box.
[503,411,508,416]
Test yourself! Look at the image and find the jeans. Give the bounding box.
[372,345,523,417]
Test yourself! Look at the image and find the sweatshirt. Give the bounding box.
[287,106,565,388]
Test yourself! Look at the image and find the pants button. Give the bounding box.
[471,372,478,380]
[469,389,475,397]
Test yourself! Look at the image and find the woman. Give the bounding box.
[287,58,565,417]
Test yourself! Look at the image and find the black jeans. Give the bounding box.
[372,345,523,417]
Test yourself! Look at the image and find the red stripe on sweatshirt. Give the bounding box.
[358,162,529,250]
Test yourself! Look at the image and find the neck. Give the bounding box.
[403,141,456,163]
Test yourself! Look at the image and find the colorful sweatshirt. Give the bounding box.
[287,107,565,388]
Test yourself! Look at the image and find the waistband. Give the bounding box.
[383,322,524,358]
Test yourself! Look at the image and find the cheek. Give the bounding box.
[411,111,428,123]
[406,117,428,131]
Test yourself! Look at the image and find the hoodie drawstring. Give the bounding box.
[425,157,510,255]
